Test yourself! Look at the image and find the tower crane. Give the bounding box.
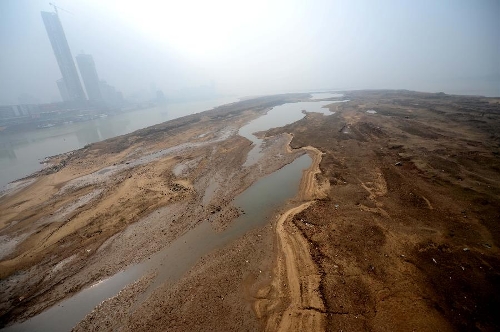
[49,2,73,15]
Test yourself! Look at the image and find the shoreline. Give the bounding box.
[0,94,308,329]
[255,139,329,331]
[1,90,499,331]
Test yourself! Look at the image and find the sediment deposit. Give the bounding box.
[1,91,499,331]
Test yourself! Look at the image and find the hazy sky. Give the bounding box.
[1,0,499,104]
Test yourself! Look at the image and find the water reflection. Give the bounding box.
[0,142,16,160]
[75,126,101,145]
[239,96,346,166]
[2,154,311,332]
[0,97,237,189]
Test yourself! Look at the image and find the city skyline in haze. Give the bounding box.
[76,53,104,103]
[0,0,499,105]
[41,10,87,102]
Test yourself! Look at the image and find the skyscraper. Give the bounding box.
[56,78,70,102]
[76,54,103,103]
[41,11,86,102]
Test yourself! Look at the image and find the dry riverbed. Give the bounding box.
[0,94,306,329]
[1,91,500,331]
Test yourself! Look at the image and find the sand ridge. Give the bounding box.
[2,91,500,331]
[255,139,328,332]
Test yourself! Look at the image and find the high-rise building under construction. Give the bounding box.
[41,10,86,102]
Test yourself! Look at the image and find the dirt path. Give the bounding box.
[285,134,329,201]
[0,94,307,328]
[3,91,499,331]
[257,142,328,332]
[265,91,500,331]
[273,201,324,332]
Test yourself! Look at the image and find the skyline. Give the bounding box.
[41,10,87,102]
[0,0,499,105]
[76,53,104,103]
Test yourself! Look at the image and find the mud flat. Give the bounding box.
[1,90,500,331]
[239,97,347,166]
[4,155,312,332]
[0,92,326,330]
[266,90,500,331]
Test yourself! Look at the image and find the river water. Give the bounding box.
[0,97,237,189]
[310,92,344,99]
[3,154,312,332]
[239,96,348,166]
[1,92,338,331]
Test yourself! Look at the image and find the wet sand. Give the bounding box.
[1,91,500,331]
[0,93,309,329]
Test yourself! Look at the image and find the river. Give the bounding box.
[239,94,348,166]
[2,154,312,332]
[0,97,238,189]
[1,92,339,331]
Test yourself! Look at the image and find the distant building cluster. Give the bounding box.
[0,102,92,123]
[0,104,42,120]
[0,9,129,129]
[41,10,123,108]
[1,8,217,127]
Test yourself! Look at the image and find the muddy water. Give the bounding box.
[239,98,347,166]
[3,154,312,332]
[0,97,238,190]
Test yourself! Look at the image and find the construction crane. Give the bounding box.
[49,2,73,15]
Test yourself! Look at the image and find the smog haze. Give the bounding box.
[1,0,499,105]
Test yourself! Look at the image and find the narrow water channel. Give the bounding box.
[3,154,312,332]
[239,98,346,166]
[4,92,340,331]
[309,92,344,100]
